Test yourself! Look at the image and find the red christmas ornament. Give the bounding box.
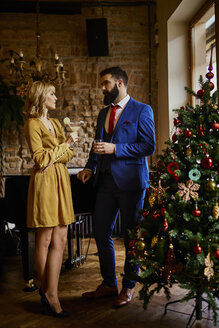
[167,161,179,174]
[209,81,214,90]
[153,211,160,220]
[142,211,149,217]
[212,121,219,130]
[163,219,168,232]
[192,209,201,217]
[194,244,202,254]
[206,71,214,80]
[165,243,175,280]
[178,128,183,134]
[201,154,213,168]
[173,172,180,182]
[172,133,177,143]
[160,207,166,216]
[183,129,192,137]
[198,124,205,136]
[128,240,135,248]
[197,89,205,98]
[174,118,180,126]
[206,46,214,91]
[213,250,219,259]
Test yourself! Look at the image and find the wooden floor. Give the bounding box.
[0,238,217,328]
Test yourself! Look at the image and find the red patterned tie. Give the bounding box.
[108,105,118,134]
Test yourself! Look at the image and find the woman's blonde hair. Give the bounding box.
[24,81,55,118]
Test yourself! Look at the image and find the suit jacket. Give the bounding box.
[85,97,156,191]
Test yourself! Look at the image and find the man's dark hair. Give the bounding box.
[100,67,128,86]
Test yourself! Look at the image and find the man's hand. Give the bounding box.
[93,142,115,155]
[77,169,92,184]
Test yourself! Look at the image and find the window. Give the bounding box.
[189,0,217,101]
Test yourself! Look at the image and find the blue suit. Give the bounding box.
[86,97,156,288]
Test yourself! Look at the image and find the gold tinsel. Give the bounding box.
[213,193,219,220]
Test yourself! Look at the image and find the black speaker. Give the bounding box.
[86,18,109,57]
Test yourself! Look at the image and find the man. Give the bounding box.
[77,67,156,307]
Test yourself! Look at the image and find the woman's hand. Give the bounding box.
[65,132,78,147]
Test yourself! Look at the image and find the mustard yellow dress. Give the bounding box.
[24,118,75,228]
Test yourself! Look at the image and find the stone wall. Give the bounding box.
[0,1,157,175]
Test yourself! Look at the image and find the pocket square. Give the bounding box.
[123,121,131,125]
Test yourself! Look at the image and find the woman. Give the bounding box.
[24,81,78,317]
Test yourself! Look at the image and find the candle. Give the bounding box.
[35,58,42,72]
[55,53,59,64]
[19,50,23,60]
[60,62,63,71]
[11,57,15,64]
[61,71,65,80]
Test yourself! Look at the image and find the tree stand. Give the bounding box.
[164,293,211,328]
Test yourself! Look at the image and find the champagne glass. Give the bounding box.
[63,117,84,132]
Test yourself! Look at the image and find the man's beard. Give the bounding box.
[103,84,119,105]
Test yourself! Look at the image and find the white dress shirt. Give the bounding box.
[104,94,130,132]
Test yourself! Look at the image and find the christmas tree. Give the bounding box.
[128,56,219,325]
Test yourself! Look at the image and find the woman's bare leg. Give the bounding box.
[35,227,53,294]
[45,225,68,313]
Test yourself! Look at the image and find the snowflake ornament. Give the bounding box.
[204,253,214,281]
[177,180,200,202]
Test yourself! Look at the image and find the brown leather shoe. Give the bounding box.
[114,288,135,307]
[82,284,118,299]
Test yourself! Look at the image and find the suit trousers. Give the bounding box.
[93,173,146,289]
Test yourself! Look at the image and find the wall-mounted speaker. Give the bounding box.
[86,18,109,57]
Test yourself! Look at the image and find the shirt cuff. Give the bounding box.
[84,168,92,173]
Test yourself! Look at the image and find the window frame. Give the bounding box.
[188,0,218,95]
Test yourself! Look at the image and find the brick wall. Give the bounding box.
[0,1,157,175]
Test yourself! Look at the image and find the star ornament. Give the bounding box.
[150,179,169,204]
[177,180,200,202]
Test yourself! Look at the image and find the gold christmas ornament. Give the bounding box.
[148,193,156,207]
[134,240,146,252]
[213,205,219,220]
[151,236,158,248]
[212,104,218,110]
[204,252,214,281]
[186,147,192,157]
[177,180,200,202]
[213,193,219,220]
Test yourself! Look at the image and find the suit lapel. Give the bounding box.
[99,106,110,139]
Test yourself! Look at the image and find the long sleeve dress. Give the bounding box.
[24,118,75,228]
